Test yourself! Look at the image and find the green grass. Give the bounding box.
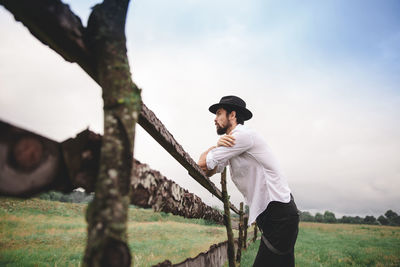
[240,222,400,267]
[2,198,399,266]
[0,197,228,267]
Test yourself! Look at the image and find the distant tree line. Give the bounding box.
[300,210,400,226]
[38,190,94,204]
[38,192,400,227]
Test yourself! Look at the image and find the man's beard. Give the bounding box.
[216,120,231,135]
[217,125,228,135]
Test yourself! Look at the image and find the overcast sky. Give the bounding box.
[1,0,399,217]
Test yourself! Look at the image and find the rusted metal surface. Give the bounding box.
[0,120,70,197]
[132,160,223,224]
[153,240,239,267]
[139,104,239,215]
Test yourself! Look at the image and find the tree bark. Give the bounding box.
[82,1,140,266]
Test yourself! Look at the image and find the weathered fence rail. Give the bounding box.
[133,159,224,223]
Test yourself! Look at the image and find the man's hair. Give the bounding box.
[222,105,245,125]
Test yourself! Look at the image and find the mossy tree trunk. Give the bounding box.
[0,0,141,266]
[83,1,140,266]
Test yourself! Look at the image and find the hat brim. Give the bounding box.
[209,103,253,121]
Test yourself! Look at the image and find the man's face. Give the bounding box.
[214,108,231,135]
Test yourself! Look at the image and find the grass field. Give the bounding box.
[1,197,399,267]
[241,222,400,267]
[0,197,228,266]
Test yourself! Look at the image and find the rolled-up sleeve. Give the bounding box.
[206,150,228,173]
[206,149,219,170]
[205,131,254,173]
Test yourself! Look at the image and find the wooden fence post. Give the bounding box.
[253,224,258,242]
[221,168,236,267]
[236,202,244,264]
[243,215,249,249]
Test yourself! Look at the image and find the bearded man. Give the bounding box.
[198,95,299,267]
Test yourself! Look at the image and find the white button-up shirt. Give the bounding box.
[206,124,291,225]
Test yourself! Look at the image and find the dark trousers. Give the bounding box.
[253,195,299,267]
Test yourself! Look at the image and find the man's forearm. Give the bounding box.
[205,167,217,177]
[198,146,217,177]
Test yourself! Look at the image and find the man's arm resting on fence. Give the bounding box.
[198,146,218,177]
[201,132,252,177]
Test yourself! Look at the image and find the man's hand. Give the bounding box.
[198,146,217,176]
[217,135,236,147]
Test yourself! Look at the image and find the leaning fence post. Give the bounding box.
[221,168,236,267]
[243,215,249,249]
[253,223,258,242]
[236,202,244,264]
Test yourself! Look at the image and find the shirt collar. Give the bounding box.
[230,124,243,134]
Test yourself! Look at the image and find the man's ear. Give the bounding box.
[229,110,236,121]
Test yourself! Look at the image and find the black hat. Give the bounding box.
[209,95,253,121]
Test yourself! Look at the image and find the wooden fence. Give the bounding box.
[0,116,255,266]
[0,0,255,265]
